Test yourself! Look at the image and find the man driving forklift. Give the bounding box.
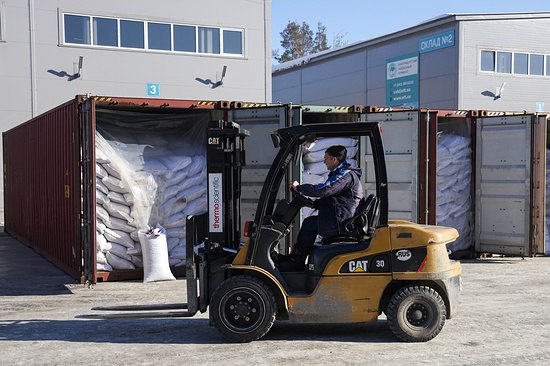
[277,145,364,271]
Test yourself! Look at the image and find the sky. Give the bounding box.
[271,0,550,62]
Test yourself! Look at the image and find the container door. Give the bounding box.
[475,114,536,256]
[533,115,547,255]
[80,97,97,283]
[361,111,419,221]
[229,107,288,237]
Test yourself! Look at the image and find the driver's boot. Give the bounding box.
[277,248,306,271]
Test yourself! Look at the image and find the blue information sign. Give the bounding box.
[419,30,455,54]
[386,53,419,108]
[147,83,160,96]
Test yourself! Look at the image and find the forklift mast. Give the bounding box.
[205,120,249,250]
[183,120,249,313]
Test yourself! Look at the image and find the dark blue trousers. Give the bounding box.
[296,215,318,256]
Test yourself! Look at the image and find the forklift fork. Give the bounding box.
[80,215,208,319]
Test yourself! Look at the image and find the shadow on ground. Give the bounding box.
[0,317,396,344]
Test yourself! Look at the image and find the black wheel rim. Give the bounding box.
[219,287,266,334]
[404,300,434,328]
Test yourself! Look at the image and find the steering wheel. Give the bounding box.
[291,189,316,208]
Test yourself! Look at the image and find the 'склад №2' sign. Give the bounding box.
[386,53,419,108]
[419,30,455,53]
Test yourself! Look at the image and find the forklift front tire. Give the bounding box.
[386,285,446,342]
[210,275,276,343]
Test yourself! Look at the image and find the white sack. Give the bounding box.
[127,242,142,255]
[163,212,187,229]
[183,195,207,216]
[166,227,187,240]
[96,163,108,179]
[161,197,187,217]
[96,205,110,225]
[102,176,128,194]
[107,191,132,206]
[97,262,113,271]
[103,227,135,249]
[96,250,107,264]
[305,137,358,152]
[108,242,133,261]
[96,220,107,234]
[305,162,329,175]
[96,190,109,206]
[96,149,111,164]
[103,200,133,223]
[106,217,135,233]
[96,178,109,195]
[106,251,135,270]
[102,162,122,180]
[176,185,207,203]
[139,230,176,283]
[97,233,110,253]
[170,245,186,260]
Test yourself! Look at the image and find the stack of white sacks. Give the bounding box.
[95,130,207,272]
[300,137,359,218]
[436,133,472,253]
[546,149,550,256]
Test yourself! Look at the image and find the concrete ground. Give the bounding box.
[1,232,550,366]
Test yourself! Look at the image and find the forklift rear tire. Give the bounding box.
[210,275,276,343]
[386,285,446,342]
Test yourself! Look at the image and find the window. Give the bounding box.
[120,20,144,49]
[174,25,196,52]
[514,53,528,74]
[496,52,512,73]
[64,14,90,45]
[93,17,117,47]
[198,27,220,54]
[61,13,244,57]
[530,54,544,76]
[547,55,550,76]
[480,51,495,71]
[148,22,171,51]
[223,30,243,54]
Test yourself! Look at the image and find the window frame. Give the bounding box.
[221,27,244,56]
[60,11,245,58]
[0,2,6,42]
[92,16,118,47]
[529,53,544,76]
[480,50,495,72]
[480,49,550,78]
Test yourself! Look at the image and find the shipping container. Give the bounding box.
[361,107,549,257]
[361,107,475,255]
[3,96,363,283]
[473,111,548,257]
[4,96,234,283]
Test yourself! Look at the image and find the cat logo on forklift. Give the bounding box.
[348,260,369,273]
[208,137,220,145]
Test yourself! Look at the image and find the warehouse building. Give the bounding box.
[0,0,271,222]
[273,12,550,113]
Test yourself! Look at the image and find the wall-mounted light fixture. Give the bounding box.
[215,65,227,87]
[73,56,83,79]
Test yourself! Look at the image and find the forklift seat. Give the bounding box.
[322,194,379,245]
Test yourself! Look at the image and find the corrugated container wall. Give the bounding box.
[4,96,231,283]
[3,100,81,278]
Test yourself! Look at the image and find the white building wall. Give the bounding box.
[460,18,550,111]
[0,0,271,223]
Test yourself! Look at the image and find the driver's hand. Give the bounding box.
[289,181,299,190]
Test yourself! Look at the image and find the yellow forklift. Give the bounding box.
[91,120,462,343]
